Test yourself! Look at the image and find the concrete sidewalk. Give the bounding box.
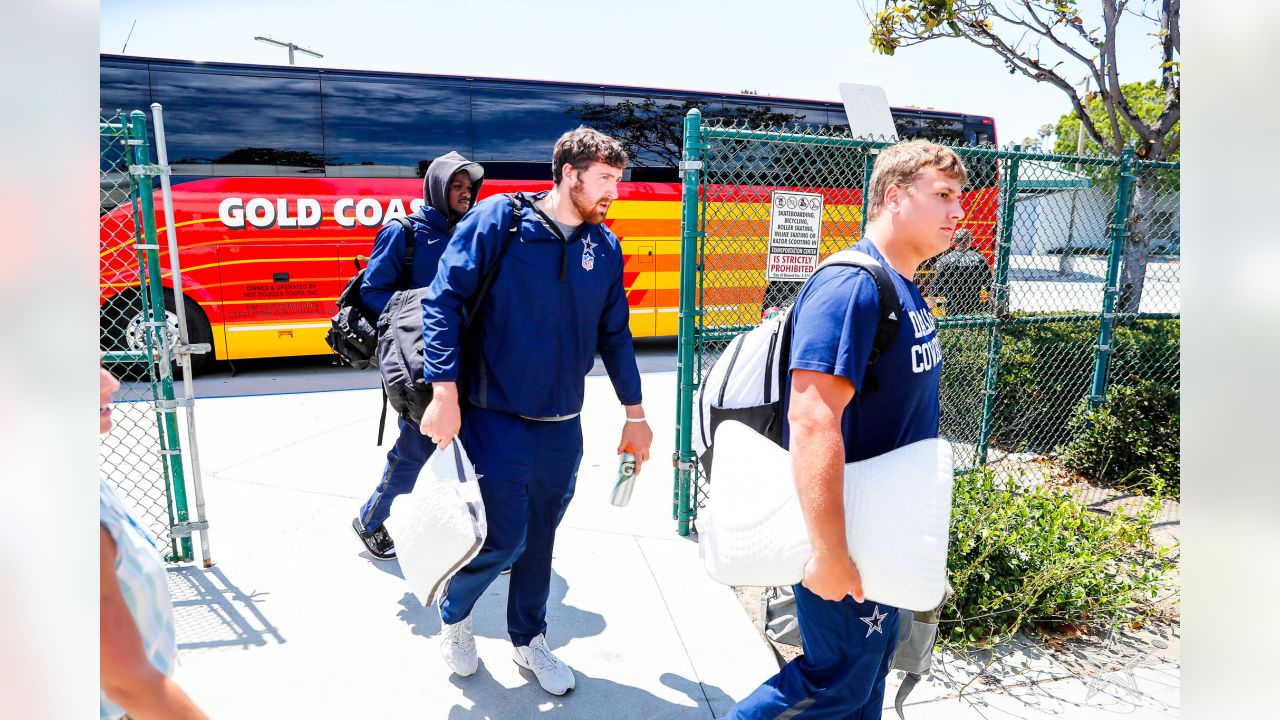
[163,370,1180,718]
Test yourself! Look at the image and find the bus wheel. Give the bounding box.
[103,289,213,377]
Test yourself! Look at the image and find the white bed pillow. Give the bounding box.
[700,420,954,612]
[385,439,487,607]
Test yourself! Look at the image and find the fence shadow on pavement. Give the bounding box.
[168,566,285,651]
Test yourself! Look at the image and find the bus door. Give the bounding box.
[619,239,657,337]
[216,244,340,359]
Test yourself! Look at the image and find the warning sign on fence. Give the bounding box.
[766,190,824,281]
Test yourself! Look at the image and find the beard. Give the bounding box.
[568,178,610,225]
[448,198,470,222]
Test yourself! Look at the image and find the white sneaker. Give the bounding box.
[513,634,575,695]
[440,613,478,676]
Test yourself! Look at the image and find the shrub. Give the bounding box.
[1059,380,1180,498]
[943,467,1176,648]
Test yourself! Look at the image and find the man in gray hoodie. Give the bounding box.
[352,151,483,560]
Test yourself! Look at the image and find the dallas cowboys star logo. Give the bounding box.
[581,236,598,271]
[861,605,887,638]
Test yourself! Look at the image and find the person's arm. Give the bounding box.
[100,527,208,720]
[358,221,410,316]
[420,202,503,448]
[597,239,652,470]
[788,369,863,603]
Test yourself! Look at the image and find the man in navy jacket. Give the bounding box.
[351,151,483,560]
[420,128,653,695]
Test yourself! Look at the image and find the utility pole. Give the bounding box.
[253,36,323,65]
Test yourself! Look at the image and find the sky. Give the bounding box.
[99,0,1168,149]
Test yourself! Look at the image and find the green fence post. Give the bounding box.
[674,109,704,537]
[975,146,1021,466]
[858,150,877,235]
[1090,145,1137,409]
[128,111,193,561]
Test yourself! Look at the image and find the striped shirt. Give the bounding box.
[100,479,178,720]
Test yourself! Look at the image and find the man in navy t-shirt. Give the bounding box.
[729,139,968,720]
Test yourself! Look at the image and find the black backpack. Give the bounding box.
[692,249,902,477]
[374,194,523,440]
[325,217,417,369]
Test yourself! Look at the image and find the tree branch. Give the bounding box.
[954,13,1116,153]
[1016,0,1111,94]
[1159,0,1181,132]
[1099,2,1126,140]
[1165,0,1180,53]
[1100,0,1150,148]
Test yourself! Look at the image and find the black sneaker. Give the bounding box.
[352,517,396,560]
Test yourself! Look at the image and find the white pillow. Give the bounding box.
[700,420,954,612]
[385,439,487,607]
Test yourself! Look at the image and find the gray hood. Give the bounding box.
[423,151,484,224]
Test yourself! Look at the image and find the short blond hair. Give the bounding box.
[865,139,967,222]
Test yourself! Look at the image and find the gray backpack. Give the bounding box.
[760,582,952,719]
[374,194,523,435]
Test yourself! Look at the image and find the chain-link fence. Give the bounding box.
[100,108,212,563]
[672,112,1180,535]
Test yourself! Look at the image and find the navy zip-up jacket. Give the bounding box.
[358,206,452,316]
[421,191,642,418]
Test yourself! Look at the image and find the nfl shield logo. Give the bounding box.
[582,251,595,271]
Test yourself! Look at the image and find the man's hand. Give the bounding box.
[617,405,653,473]
[420,382,461,449]
[802,553,864,603]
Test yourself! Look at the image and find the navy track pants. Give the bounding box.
[358,414,434,533]
[728,583,900,719]
[439,406,582,647]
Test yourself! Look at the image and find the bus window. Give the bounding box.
[149,69,324,176]
[709,99,828,130]
[100,63,153,213]
[585,93,697,179]
[894,114,967,143]
[322,75,472,178]
[705,99,830,187]
[471,83,606,176]
[100,63,151,119]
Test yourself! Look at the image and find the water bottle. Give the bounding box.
[611,450,637,507]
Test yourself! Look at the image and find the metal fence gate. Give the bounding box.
[672,111,1180,536]
[100,107,213,564]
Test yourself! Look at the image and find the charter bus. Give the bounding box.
[100,54,998,372]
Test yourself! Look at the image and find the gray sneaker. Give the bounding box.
[440,612,478,677]
[513,634,575,695]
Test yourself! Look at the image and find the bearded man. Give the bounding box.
[418,127,652,696]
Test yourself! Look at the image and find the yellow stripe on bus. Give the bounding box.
[607,200,681,220]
